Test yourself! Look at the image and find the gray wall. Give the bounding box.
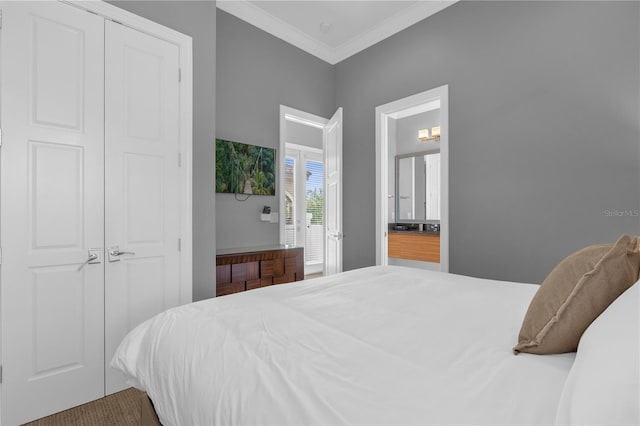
[335,1,640,283]
[108,1,217,300]
[216,10,335,249]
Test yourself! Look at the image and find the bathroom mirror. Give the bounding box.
[395,150,441,222]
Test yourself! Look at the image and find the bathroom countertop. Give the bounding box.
[388,229,440,236]
[388,224,440,235]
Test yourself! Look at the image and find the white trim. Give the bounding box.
[286,142,323,156]
[64,1,192,47]
[375,85,449,272]
[66,0,193,303]
[282,106,329,128]
[388,99,440,120]
[333,1,457,65]
[177,31,194,306]
[284,114,325,130]
[217,0,457,65]
[218,0,334,63]
[279,105,329,245]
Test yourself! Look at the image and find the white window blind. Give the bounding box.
[305,160,324,266]
[284,157,296,245]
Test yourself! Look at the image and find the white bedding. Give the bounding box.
[112,266,575,425]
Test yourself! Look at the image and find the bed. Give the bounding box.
[112,265,639,426]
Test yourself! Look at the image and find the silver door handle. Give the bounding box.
[108,246,135,262]
[78,249,101,271]
[111,250,135,256]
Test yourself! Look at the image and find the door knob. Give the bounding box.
[108,246,136,262]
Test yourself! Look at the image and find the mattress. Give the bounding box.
[112,265,575,425]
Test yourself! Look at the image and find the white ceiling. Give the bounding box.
[217,1,457,64]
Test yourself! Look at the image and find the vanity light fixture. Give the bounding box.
[418,126,441,142]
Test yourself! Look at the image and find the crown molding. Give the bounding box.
[217,1,458,65]
[333,1,457,64]
[217,0,336,63]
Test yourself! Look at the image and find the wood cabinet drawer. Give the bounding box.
[216,281,245,297]
[388,233,440,263]
[216,265,231,284]
[246,279,261,291]
[232,261,259,282]
[274,273,295,285]
[285,257,298,274]
[261,258,284,277]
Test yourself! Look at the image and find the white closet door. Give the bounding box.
[0,2,105,424]
[104,20,182,394]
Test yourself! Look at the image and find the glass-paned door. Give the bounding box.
[284,156,296,246]
[305,159,324,272]
[285,147,324,275]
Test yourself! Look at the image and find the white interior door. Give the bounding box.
[104,21,182,394]
[323,108,343,275]
[0,2,105,424]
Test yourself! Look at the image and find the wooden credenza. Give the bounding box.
[216,245,304,297]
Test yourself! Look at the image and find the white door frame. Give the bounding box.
[279,105,328,245]
[375,85,449,272]
[63,0,194,304]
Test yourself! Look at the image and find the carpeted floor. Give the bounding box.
[24,387,143,426]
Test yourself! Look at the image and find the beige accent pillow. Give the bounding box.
[513,234,640,355]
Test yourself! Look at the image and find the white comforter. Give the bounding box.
[112,266,575,425]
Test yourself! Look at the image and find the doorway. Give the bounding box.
[284,147,325,275]
[375,85,449,271]
[279,105,343,277]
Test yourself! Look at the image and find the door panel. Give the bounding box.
[125,257,166,329]
[0,2,105,424]
[104,20,181,394]
[31,15,84,130]
[31,142,84,249]
[323,108,343,275]
[32,266,85,375]
[124,48,163,141]
[125,153,164,243]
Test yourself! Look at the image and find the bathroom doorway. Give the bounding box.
[375,85,449,271]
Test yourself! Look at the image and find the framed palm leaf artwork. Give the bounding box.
[215,138,276,195]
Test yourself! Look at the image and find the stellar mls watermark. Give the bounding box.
[603,209,639,217]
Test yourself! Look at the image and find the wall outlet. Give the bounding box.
[269,212,279,223]
[260,213,270,222]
